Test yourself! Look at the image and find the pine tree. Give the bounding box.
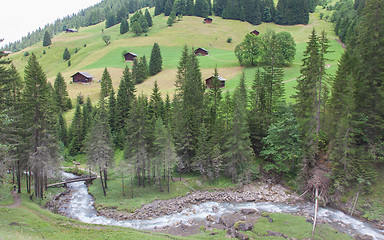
[43,31,51,47]
[85,101,114,196]
[120,18,130,35]
[194,0,209,18]
[22,53,58,198]
[135,56,148,84]
[149,43,163,76]
[144,9,153,27]
[186,0,195,15]
[164,0,174,16]
[132,21,143,35]
[100,67,113,99]
[53,72,71,111]
[155,0,165,15]
[63,48,71,61]
[173,0,187,16]
[108,89,117,135]
[213,0,228,16]
[57,113,68,146]
[115,66,136,148]
[68,104,85,156]
[224,81,254,183]
[138,14,149,32]
[106,13,116,28]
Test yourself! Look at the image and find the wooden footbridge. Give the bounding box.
[47,175,97,188]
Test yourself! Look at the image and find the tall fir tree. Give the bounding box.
[63,48,71,61]
[120,18,130,34]
[149,43,163,76]
[53,72,71,112]
[100,67,113,99]
[144,9,153,27]
[43,31,51,47]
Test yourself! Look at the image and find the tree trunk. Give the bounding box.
[103,168,108,189]
[99,167,106,196]
[131,176,134,199]
[167,166,170,193]
[121,170,125,197]
[350,191,359,216]
[16,161,21,193]
[312,187,319,238]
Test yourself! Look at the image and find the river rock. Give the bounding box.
[266,231,288,238]
[220,215,237,228]
[241,209,256,215]
[206,214,214,222]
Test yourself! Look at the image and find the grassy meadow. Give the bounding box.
[8,6,344,110]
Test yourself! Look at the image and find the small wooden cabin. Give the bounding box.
[71,72,94,83]
[124,52,138,61]
[194,48,208,56]
[204,18,213,24]
[250,30,260,36]
[66,28,78,33]
[205,76,226,88]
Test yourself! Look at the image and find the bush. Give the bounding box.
[227,37,232,43]
[24,51,30,57]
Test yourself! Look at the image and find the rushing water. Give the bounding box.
[59,173,384,240]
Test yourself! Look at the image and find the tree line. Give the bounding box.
[1,0,383,201]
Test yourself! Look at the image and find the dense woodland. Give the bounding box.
[0,0,383,209]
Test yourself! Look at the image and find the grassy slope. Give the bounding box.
[9,7,344,105]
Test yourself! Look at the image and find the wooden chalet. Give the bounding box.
[124,52,138,61]
[250,30,260,36]
[71,72,94,83]
[194,48,208,56]
[205,76,226,88]
[204,17,213,24]
[66,28,78,33]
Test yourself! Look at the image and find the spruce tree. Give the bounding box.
[100,67,113,99]
[22,53,58,198]
[186,0,195,15]
[136,56,148,84]
[53,72,72,111]
[108,89,117,135]
[115,66,136,148]
[155,0,165,15]
[144,9,153,27]
[68,104,85,156]
[132,21,143,35]
[149,43,163,76]
[43,31,51,47]
[194,0,209,18]
[164,0,174,16]
[63,48,71,61]
[120,18,129,35]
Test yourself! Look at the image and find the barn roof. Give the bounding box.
[207,76,226,81]
[71,72,94,78]
[195,47,208,52]
[125,52,138,57]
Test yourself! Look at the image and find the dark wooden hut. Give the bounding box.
[71,72,94,83]
[204,18,213,24]
[205,76,226,88]
[66,28,78,33]
[250,30,260,36]
[124,52,138,61]
[194,48,209,56]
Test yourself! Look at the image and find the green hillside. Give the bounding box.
[9,7,344,103]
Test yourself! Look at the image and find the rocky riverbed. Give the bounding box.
[96,182,298,221]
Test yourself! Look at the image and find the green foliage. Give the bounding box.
[53,72,71,111]
[276,0,310,25]
[144,9,153,27]
[226,37,232,43]
[63,48,71,61]
[100,67,113,99]
[120,18,129,35]
[42,30,51,46]
[194,0,209,18]
[235,33,264,66]
[102,34,111,45]
[261,104,302,177]
[149,43,163,76]
[132,21,143,35]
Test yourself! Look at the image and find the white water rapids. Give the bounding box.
[58,173,384,239]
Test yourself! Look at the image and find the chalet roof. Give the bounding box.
[204,17,212,20]
[195,47,208,52]
[125,52,138,57]
[71,72,94,78]
[206,76,226,81]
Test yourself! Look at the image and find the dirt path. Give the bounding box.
[0,191,21,208]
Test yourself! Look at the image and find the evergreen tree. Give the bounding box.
[106,13,117,28]
[63,48,71,61]
[53,72,71,111]
[164,0,174,16]
[115,66,136,148]
[276,0,309,25]
[108,89,117,135]
[224,80,254,183]
[155,0,165,15]
[213,0,228,16]
[85,101,114,196]
[100,67,113,99]
[57,113,68,146]
[172,0,187,16]
[43,31,51,47]
[194,0,210,18]
[120,18,130,34]
[153,118,177,192]
[173,48,205,172]
[186,0,195,15]
[132,58,140,83]
[149,43,163,76]
[132,21,143,35]
[138,14,149,32]
[135,56,148,84]
[68,103,85,156]
[22,53,58,198]
[144,9,153,27]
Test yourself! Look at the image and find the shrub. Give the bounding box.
[227,37,232,43]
